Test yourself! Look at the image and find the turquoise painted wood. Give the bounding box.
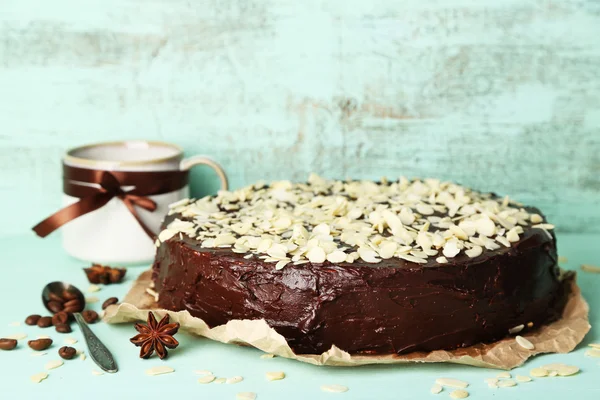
[0,0,599,238]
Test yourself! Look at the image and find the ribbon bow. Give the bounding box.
[33,165,189,239]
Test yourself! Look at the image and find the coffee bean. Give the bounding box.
[0,338,18,350]
[37,316,53,328]
[61,290,78,301]
[63,299,83,313]
[52,312,69,326]
[58,346,77,360]
[63,299,80,308]
[47,300,64,313]
[55,324,72,334]
[48,292,65,304]
[25,314,41,326]
[102,297,118,310]
[28,338,53,351]
[81,310,99,324]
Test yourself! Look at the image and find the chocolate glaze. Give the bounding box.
[152,213,569,355]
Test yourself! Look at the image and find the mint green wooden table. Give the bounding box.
[0,232,597,399]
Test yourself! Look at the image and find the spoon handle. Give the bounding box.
[74,313,118,373]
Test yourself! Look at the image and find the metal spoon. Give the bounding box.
[42,282,118,373]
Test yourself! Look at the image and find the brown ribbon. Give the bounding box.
[33,164,189,239]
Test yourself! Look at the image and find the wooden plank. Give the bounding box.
[0,0,599,235]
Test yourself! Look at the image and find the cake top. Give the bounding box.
[157,174,554,269]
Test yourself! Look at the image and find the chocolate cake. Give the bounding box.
[152,174,568,355]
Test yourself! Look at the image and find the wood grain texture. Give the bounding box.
[0,0,599,235]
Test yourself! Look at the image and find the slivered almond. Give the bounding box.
[30,372,48,383]
[430,383,443,394]
[585,349,600,358]
[515,335,534,350]
[530,368,548,377]
[321,384,349,393]
[5,333,27,340]
[236,393,257,400]
[145,366,174,376]
[516,375,532,382]
[497,379,516,387]
[266,371,285,381]
[435,378,468,388]
[198,375,215,384]
[508,324,524,334]
[449,389,469,399]
[227,376,243,384]
[194,370,212,375]
[45,360,63,370]
[557,365,579,376]
[581,264,600,273]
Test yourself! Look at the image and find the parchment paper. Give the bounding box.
[104,270,590,369]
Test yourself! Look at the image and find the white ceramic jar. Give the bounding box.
[60,141,227,265]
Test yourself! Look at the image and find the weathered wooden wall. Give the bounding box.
[1,0,599,235]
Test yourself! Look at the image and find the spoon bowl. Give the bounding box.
[42,281,85,312]
[41,282,118,373]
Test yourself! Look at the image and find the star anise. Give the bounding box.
[130,312,180,359]
[84,264,127,284]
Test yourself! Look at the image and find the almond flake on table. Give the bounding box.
[5,333,27,340]
[145,366,174,376]
[236,393,257,400]
[30,352,47,357]
[92,370,104,376]
[30,372,48,384]
[321,384,348,393]
[430,383,443,394]
[198,375,215,384]
[227,376,244,384]
[37,335,50,339]
[588,343,600,349]
[80,353,86,361]
[435,378,469,388]
[557,365,580,376]
[496,372,510,379]
[581,264,600,273]
[515,335,534,350]
[585,349,600,358]
[541,363,568,371]
[214,377,226,384]
[497,379,516,388]
[194,370,212,375]
[558,256,568,263]
[45,360,63,370]
[548,371,558,377]
[449,389,469,399]
[87,284,101,293]
[266,371,285,381]
[64,337,78,345]
[260,353,275,359]
[530,368,549,377]
[85,296,99,303]
[516,375,532,382]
